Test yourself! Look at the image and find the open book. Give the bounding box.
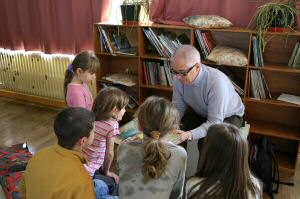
[115,119,181,145]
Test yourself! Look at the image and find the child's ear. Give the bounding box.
[75,68,83,76]
[79,137,88,147]
[111,107,118,114]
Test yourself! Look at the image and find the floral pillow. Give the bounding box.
[207,45,248,66]
[183,15,233,28]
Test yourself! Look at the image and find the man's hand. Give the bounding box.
[171,129,190,144]
[106,171,119,184]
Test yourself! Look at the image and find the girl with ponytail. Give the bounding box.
[64,51,100,110]
[117,96,187,199]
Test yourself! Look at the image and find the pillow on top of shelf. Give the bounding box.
[207,45,248,67]
[183,15,233,28]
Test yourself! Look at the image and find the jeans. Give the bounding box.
[94,179,119,199]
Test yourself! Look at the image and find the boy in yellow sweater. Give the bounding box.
[20,107,96,199]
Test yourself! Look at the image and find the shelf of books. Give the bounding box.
[247,30,300,178]
[94,23,300,176]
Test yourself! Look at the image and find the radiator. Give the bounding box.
[0,49,97,100]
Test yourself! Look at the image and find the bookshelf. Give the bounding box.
[94,23,300,177]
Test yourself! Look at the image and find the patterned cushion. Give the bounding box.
[207,45,248,66]
[183,15,233,28]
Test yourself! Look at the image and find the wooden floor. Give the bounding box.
[0,96,300,199]
[0,97,59,154]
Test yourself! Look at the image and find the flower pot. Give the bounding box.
[269,27,291,32]
[120,4,141,25]
[269,8,295,32]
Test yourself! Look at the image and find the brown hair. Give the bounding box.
[136,96,180,183]
[64,51,100,98]
[188,123,262,199]
[92,87,129,121]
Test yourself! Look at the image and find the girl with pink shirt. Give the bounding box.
[83,87,129,196]
[64,51,100,110]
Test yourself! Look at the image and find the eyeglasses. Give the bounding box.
[170,63,197,76]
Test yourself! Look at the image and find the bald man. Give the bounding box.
[171,45,244,145]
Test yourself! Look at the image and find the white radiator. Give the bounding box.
[0,49,97,100]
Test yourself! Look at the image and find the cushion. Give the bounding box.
[183,15,233,28]
[207,45,248,66]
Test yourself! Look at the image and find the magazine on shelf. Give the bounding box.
[102,73,138,87]
[278,93,300,106]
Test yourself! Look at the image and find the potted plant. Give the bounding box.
[120,0,150,24]
[250,1,299,51]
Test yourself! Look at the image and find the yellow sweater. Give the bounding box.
[20,144,95,199]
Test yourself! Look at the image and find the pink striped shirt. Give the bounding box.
[83,119,119,176]
[66,83,93,110]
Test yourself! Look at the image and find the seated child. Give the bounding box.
[83,87,129,195]
[64,51,100,110]
[20,107,96,199]
[186,123,262,199]
[117,96,187,199]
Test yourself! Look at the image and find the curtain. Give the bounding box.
[0,0,112,54]
[150,0,263,27]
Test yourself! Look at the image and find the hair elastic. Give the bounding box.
[67,64,73,72]
[150,131,160,140]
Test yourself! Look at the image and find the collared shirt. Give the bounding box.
[20,144,95,199]
[83,119,119,176]
[66,83,93,110]
[172,64,245,139]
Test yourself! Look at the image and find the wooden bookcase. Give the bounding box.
[94,23,300,177]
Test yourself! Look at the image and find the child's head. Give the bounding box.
[92,87,129,121]
[137,96,180,136]
[64,51,100,96]
[136,96,180,183]
[54,107,95,150]
[191,123,260,198]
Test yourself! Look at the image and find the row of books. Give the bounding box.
[143,61,174,86]
[143,28,182,57]
[250,70,271,99]
[97,26,137,55]
[195,30,214,59]
[252,36,264,67]
[288,42,300,68]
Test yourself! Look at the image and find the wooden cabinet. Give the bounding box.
[94,23,300,177]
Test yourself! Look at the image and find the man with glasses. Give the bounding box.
[171,45,244,148]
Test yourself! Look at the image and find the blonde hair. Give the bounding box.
[136,96,180,183]
[92,87,129,121]
[64,51,100,98]
[173,45,201,68]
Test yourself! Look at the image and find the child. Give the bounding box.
[20,107,96,199]
[186,123,262,199]
[64,51,100,110]
[117,96,187,199]
[83,87,129,195]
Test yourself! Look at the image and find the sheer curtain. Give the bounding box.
[0,0,112,54]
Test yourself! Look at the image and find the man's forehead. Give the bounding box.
[172,56,189,70]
